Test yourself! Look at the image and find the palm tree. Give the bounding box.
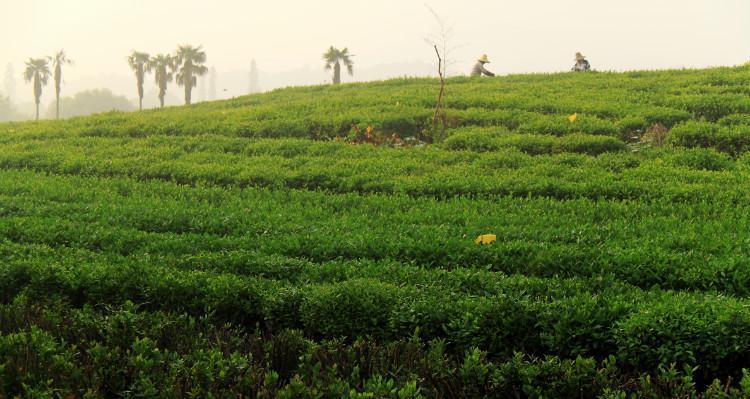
[50,50,73,119]
[127,51,150,110]
[323,46,354,85]
[146,54,177,108]
[23,58,51,120]
[174,45,208,105]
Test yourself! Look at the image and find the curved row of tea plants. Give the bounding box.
[0,170,749,294]
[6,298,750,398]
[2,171,750,381]
[0,136,746,203]
[1,66,748,150]
[6,231,750,386]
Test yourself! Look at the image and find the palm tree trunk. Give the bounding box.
[56,94,60,119]
[159,95,164,108]
[333,62,341,85]
[34,77,41,121]
[185,81,192,105]
[139,97,143,111]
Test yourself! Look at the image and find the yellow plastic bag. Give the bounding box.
[475,234,497,245]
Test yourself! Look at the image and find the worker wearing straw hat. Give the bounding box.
[471,54,495,77]
[572,52,591,72]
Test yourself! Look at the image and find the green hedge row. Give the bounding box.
[2,169,750,294]
[1,66,747,148]
[0,136,747,203]
[4,258,750,385]
[5,300,750,398]
[670,122,750,156]
[443,128,626,155]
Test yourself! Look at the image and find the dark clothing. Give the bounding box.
[471,61,495,77]
[572,59,591,72]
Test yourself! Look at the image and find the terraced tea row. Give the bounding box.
[7,299,748,398]
[1,170,749,294]
[2,67,749,149]
[0,136,746,202]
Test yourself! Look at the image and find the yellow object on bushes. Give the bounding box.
[568,113,578,123]
[475,234,497,245]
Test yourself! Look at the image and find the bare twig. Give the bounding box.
[424,4,460,76]
[432,45,447,137]
[424,4,455,141]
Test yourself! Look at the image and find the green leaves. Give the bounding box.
[5,65,750,397]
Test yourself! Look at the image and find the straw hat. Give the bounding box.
[478,54,490,63]
[575,52,586,61]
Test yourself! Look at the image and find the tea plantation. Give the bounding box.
[3,66,750,398]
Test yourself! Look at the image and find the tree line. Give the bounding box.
[21,45,355,121]
[23,50,72,120]
[128,45,207,111]
[22,45,208,120]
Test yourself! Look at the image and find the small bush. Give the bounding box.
[718,113,750,127]
[667,148,734,171]
[301,279,400,340]
[594,152,641,172]
[641,107,692,128]
[616,294,750,382]
[681,94,750,122]
[442,128,508,152]
[556,134,626,155]
[670,122,750,156]
[517,116,572,136]
[443,130,625,156]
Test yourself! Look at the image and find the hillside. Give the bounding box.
[3,66,750,397]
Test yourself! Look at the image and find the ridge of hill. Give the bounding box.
[4,66,749,145]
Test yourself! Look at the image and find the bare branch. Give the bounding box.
[423,3,457,76]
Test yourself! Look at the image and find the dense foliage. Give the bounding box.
[2,66,750,397]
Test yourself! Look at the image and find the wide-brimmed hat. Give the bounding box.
[478,54,490,63]
[575,52,586,61]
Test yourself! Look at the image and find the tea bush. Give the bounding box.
[667,147,735,171]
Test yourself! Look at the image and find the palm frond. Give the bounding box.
[53,50,73,67]
[323,46,342,69]
[128,51,150,71]
[23,58,51,83]
[193,65,209,76]
[175,45,207,75]
[175,71,185,87]
[322,46,354,75]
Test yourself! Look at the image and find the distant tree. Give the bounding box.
[4,63,16,100]
[23,58,51,120]
[146,54,177,108]
[45,88,134,119]
[50,50,73,119]
[248,59,261,94]
[323,47,354,85]
[0,94,22,122]
[209,66,217,100]
[175,45,208,105]
[127,51,150,110]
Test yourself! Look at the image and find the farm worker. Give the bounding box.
[471,54,495,77]
[571,52,591,72]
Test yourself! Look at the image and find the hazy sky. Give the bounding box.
[1,0,749,106]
